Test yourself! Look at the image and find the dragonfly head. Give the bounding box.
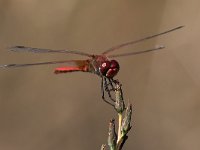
[100,60,120,78]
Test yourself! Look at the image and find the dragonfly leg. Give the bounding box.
[111,79,124,99]
[101,77,105,100]
[108,78,117,91]
[110,79,122,90]
[101,77,115,107]
[104,78,120,92]
[104,77,116,102]
[108,78,124,101]
[110,78,120,85]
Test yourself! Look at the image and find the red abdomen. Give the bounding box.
[54,60,89,74]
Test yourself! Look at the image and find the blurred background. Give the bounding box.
[0,0,199,150]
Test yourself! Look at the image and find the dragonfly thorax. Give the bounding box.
[99,60,120,78]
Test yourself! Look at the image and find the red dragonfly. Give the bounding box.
[0,26,183,106]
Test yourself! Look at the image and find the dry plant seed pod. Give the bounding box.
[108,119,117,150]
[114,83,125,113]
[121,103,132,134]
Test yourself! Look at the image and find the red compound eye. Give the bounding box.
[99,60,120,78]
[106,68,119,78]
[100,61,111,76]
[106,60,119,78]
[110,60,119,69]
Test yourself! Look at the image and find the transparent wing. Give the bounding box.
[9,46,93,57]
[107,45,165,58]
[0,60,85,68]
[102,26,184,55]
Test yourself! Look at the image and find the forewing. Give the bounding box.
[107,45,165,58]
[9,46,92,57]
[102,26,183,55]
[0,60,86,68]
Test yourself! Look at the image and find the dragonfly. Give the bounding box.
[0,26,183,106]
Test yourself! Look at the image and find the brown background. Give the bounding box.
[0,0,199,150]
